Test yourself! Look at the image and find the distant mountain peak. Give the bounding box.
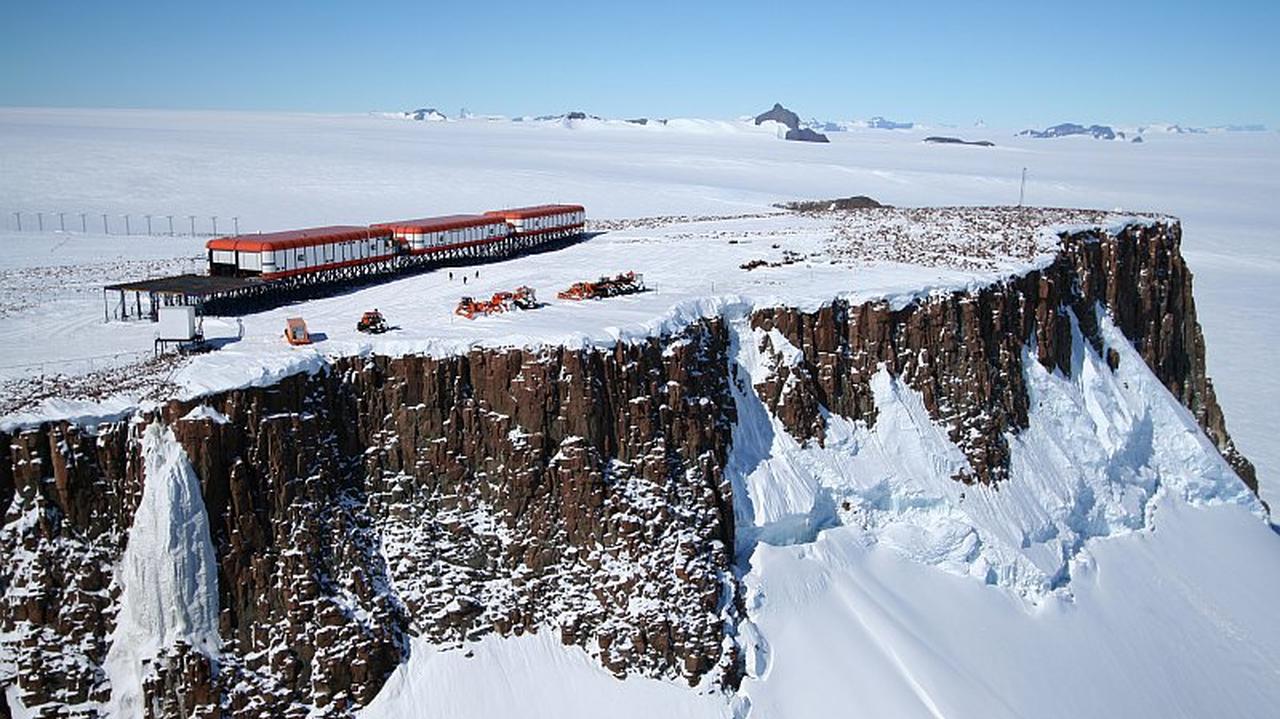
[404,107,448,122]
[754,103,829,143]
[755,103,801,131]
[1019,122,1122,140]
[865,116,914,130]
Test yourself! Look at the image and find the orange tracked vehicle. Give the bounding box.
[455,286,540,319]
[557,271,645,301]
[356,309,389,334]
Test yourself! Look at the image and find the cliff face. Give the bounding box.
[0,421,140,714]
[0,220,1259,717]
[752,222,1256,490]
[1,320,739,717]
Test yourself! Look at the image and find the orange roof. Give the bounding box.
[484,204,585,220]
[372,214,505,233]
[207,225,390,253]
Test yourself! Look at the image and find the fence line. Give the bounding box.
[2,209,246,238]
[0,349,154,376]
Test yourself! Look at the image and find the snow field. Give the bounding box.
[739,497,1280,719]
[361,632,737,719]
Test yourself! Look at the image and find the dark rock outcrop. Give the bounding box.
[924,136,995,147]
[778,196,885,212]
[143,642,220,719]
[533,112,604,122]
[784,128,830,143]
[752,221,1256,490]
[0,421,141,712]
[405,108,446,121]
[755,103,829,143]
[754,103,801,131]
[1,320,740,716]
[1020,123,1120,140]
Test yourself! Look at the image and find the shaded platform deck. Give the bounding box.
[104,274,268,321]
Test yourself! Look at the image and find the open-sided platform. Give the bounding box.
[104,274,266,321]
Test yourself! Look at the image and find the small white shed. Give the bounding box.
[157,305,197,341]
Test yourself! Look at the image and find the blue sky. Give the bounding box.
[2,0,1277,127]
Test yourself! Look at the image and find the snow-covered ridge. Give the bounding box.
[1,208,1165,430]
[379,107,1269,138]
[3,107,1275,505]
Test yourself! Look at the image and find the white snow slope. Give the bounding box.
[728,306,1275,716]
[1,109,1278,718]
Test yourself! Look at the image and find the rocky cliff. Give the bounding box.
[0,219,1258,717]
[1,321,740,717]
[751,221,1255,490]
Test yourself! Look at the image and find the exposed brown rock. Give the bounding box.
[752,222,1257,490]
[0,437,11,525]
[1060,224,1256,491]
[349,321,739,688]
[143,641,220,719]
[0,420,142,713]
[1,319,741,716]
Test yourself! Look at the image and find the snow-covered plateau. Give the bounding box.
[1,108,1278,718]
